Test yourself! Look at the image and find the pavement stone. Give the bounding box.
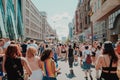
[57,59,97,80]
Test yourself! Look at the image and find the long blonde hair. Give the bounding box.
[26,47,37,58]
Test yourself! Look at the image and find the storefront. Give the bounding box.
[109,9,120,43]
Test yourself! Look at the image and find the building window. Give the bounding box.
[94,3,97,13]
[25,9,29,16]
[80,23,82,29]
[80,0,83,4]
[26,0,29,8]
[88,16,90,24]
[98,0,101,9]
[85,16,87,24]
[80,13,81,19]
[102,0,107,5]
[109,9,120,29]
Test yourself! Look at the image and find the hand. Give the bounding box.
[80,60,83,66]
[57,68,61,71]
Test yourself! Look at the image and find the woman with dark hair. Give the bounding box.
[3,44,32,80]
[95,41,119,80]
[41,48,60,80]
[0,39,5,80]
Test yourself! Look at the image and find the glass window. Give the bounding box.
[80,0,83,4]
[98,0,101,9]
[102,0,107,5]
[108,13,117,29]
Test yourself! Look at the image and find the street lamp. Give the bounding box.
[91,21,93,46]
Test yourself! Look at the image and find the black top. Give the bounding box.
[102,67,117,71]
[21,44,27,53]
[5,57,24,80]
[0,56,3,71]
[68,48,74,57]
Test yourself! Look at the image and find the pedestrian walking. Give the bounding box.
[68,45,74,76]
[81,46,93,80]
[95,41,119,80]
[73,46,79,66]
[26,46,43,80]
[21,41,27,57]
[3,44,32,80]
[41,48,60,80]
[95,45,102,80]
[61,44,67,61]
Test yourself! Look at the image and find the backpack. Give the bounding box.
[86,54,92,64]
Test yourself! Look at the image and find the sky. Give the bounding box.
[31,0,78,40]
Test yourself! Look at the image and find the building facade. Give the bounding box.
[0,0,23,40]
[74,0,91,42]
[68,22,73,42]
[91,0,120,43]
[0,0,55,41]
[22,0,56,41]
[22,0,44,41]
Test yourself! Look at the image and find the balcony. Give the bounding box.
[91,0,120,23]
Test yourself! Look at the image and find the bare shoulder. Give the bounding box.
[35,56,40,60]
[98,55,104,60]
[20,57,26,61]
[51,59,55,64]
[20,57,27,64]
[99,54,104,57]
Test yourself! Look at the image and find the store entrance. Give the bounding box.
[111,35,118,43]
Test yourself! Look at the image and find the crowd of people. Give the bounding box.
[0,37,120,80]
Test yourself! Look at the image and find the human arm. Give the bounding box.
[2,55,6,73]
[95,55,103,70]
[21,57,32,76]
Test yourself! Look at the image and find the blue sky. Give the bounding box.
[31,0,78,40]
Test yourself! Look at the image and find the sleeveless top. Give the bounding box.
[101,57,119,80]
[102,67,117,71]
[42,59,56,78]
[0,56,3,72]
[102,57,117,72]
[5,57,24,80]
[68,48,73,57]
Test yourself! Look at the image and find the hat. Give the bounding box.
[104,41,112,44]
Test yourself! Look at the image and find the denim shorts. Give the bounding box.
[0,71,3,76]
[81,61,91,70]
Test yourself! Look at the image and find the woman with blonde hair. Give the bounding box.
[26,46,43,80]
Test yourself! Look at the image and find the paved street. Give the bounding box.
[57,59,97,80]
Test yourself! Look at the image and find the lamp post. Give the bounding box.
[91,21,93,46]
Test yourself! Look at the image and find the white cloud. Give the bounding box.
[51,12,71,22]
[49,12,72,40]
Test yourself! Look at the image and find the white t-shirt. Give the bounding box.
[82,50,91,62]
